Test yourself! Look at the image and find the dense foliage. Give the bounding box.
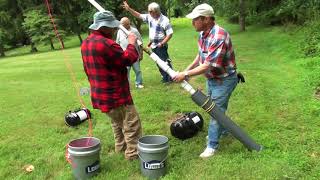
[0,0,319,57]
[0,18,319,179]
[301,21,320,57]
[210,0,320,25]
[22,9,66,50]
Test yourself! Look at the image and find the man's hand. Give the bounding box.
[173,71,187,83]
[157,42,163,48]
[122,1,130,11]
[128,32,137,45]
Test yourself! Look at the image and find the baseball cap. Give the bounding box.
[186,3,214,19]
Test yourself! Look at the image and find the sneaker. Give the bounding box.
[135,84,144,89]
[199,147,216,158]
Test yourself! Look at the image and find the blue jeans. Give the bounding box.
[152,45,173,82]
[127,60,143,85]
[207,73,238,149]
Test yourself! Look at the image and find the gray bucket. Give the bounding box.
[138,135,169,179]
[68,137,101,179]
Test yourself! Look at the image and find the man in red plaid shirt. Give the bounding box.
[81,11,142,160]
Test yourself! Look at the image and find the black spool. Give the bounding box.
[170,112,204,140]
[65,108,91,127]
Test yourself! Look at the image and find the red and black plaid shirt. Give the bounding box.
[81,31,138,112]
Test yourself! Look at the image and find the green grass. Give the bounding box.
[0,18,320,179]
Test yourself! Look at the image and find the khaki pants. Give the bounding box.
[106,105,142,159]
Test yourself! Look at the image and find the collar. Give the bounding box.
[91,30,112,39]
[201,23,216,39]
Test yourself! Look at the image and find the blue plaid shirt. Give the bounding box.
[140,14,173,48]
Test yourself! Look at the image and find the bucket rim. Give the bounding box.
[68,136,100,149]
[138,135,168,146]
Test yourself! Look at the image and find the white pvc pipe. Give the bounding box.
[88,0,105,12]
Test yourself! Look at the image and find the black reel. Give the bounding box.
[170,111,204,140]
[65,108,91,127]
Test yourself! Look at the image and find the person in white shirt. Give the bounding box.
[116,17,144,89]
[122,1,174,83]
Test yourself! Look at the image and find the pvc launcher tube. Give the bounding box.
[191,90,263,151]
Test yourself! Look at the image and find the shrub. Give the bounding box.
[301,21,320,57]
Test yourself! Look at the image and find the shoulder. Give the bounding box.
[213,25,228,39]
[141,14,150,21]
[117,29,126,35]
[161,14,171,23]
[161,14,170,21]
[214,25,228,35]
[131,27,141,35]
[215,25,227,33]
[131,27,138,32]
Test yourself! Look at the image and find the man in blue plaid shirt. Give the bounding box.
[173,4,238,158]
[123,1,174,83]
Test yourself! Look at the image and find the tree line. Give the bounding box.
[0,0,319,57]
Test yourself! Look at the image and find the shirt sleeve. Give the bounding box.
[140,14,148,23]
[131,29,143,57]
[108,42,139,67]
[131,28,142,44]
[135,30,143,43]
[164,22,173,35]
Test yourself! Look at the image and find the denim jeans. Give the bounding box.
[152,44,173,82]
[207,73,238,149]
[127,60,143,85]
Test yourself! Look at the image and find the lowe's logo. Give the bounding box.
[143,160,165,170]
[86,160,100,174]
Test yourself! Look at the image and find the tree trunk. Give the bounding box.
[50,39,55,50]
[30,42,38,53]
[0,45,5,57]
[239,0,246,31]
[60,39,65,49]
[77,33,83,44]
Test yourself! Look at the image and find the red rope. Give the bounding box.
[44,0,93,165]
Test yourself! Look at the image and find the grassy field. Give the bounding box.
[0,18,320,179]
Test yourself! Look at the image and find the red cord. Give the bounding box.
[44,0,93,164]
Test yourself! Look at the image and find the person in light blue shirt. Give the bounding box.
[116,17,144,88]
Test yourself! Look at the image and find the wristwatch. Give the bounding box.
[184,71,190,80]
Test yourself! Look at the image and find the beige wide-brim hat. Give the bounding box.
[89,11,120,30]
[186,3,214,19]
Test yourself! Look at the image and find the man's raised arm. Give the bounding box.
[122,1,142,19]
